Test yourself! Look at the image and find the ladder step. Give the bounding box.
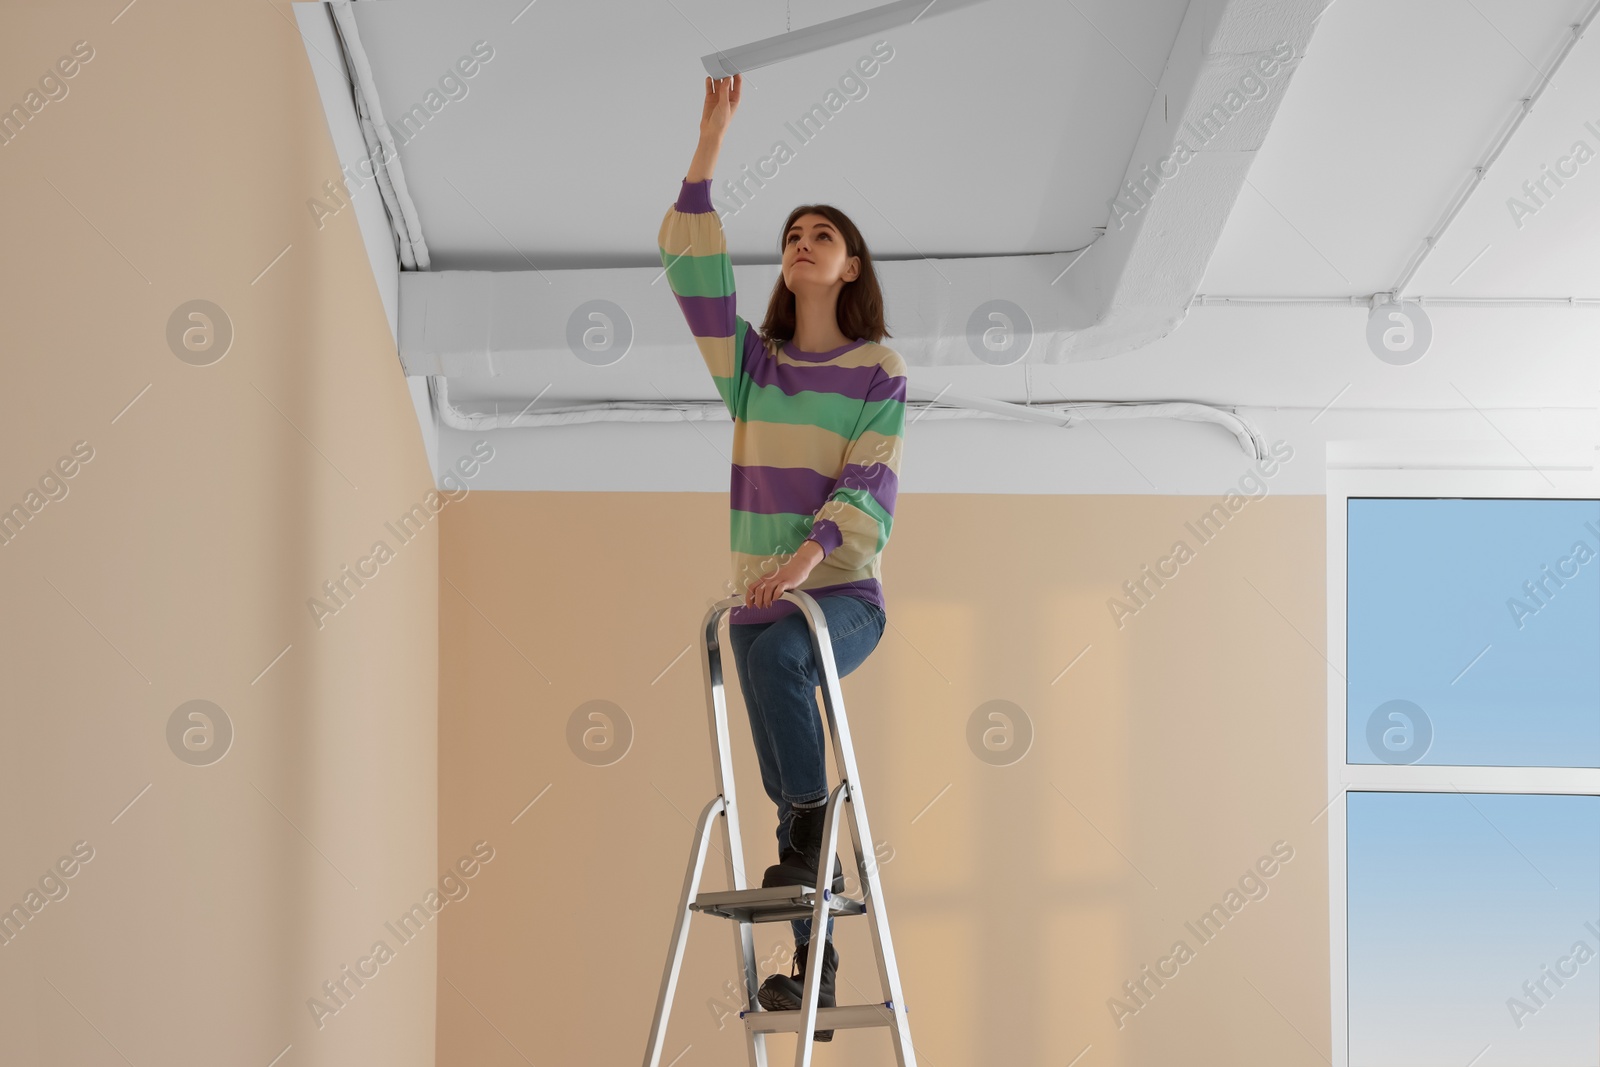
[690,883,866,923]
[741,1002,905,1034]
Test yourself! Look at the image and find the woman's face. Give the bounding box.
[782,213,859,293]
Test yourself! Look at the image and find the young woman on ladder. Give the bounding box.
[657,73,908,1041]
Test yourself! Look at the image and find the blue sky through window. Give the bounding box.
[1348,791,1600,1066]
[1347,498,1600,767]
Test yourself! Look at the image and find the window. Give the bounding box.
[1329,441,1600,1067]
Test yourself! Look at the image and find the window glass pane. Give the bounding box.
[1348,791,1600,1066]
[1347,498,1600,766]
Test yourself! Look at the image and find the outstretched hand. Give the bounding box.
[701,74,742,139]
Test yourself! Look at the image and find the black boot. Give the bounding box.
[763,803,844,893]
[758,938,839,1041]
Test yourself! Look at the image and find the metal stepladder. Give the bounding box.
[642,589,917,1067]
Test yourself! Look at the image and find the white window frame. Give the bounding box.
[1326,437,1600,1066]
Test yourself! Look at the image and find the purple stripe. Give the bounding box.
[871,372,908,403]
[742,322,765,378]
[729,582,884,626]
[728,460,899,521]
[676,178,714,213]
[808,520,843,556]
[835,462,899,515]
[746,356,880,400]
[730,465,836,514]
[673,292,735,341]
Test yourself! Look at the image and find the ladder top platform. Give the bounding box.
[690,884,867,923]
[741,1002,907,1035]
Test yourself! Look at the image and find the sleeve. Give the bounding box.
[657,178,754,419]
[804,357,907,570]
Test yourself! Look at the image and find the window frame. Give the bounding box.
[1326,438,1600,1066]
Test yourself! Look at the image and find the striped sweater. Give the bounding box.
[658,177,907,626]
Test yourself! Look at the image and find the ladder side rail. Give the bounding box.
[700,602,768,1067]
[643,795,728,1067]
[785,590,919,1066]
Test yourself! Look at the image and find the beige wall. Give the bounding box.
[0,5,1331,1064]
[440,490,1330,1066]
[0,4,438,1065]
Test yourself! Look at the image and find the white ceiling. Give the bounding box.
[342,0,1332,393]
[298,0,1600,496]
[1202,0,1600,298]
[348,0,1192,269]
[340,0,1600,294]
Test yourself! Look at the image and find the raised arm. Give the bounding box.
[657,76,756,418]
[688,75,739,181]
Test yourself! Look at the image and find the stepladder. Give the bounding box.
[641,589,917,1067]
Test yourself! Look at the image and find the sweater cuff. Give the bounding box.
[805,522,843,559]
[676,178,713,213]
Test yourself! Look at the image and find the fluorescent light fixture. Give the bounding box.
[701,0,992,78]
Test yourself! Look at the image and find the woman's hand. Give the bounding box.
[745,542,821,610]
[700,74,741,139]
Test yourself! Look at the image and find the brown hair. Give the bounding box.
[758,203,891,347]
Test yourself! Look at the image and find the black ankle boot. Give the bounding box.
[758,939,839,1040]
[763,803,844,893]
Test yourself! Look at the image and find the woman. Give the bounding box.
[657,74,907,1039]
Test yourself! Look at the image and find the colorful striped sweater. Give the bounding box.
[659,177,907,626]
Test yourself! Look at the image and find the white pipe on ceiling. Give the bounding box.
[1191,295,1600,307]
[428,376,1269,460]
[327,0,430,270]
[1387,0,1600,298]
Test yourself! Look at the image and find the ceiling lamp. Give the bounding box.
[701,0,992,78]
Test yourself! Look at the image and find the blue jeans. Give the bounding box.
[729,594,886,946]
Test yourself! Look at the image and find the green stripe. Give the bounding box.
[658,246,733,299]
[860,396,906,433]
[745,383,867,437]
[711,373,738,413]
